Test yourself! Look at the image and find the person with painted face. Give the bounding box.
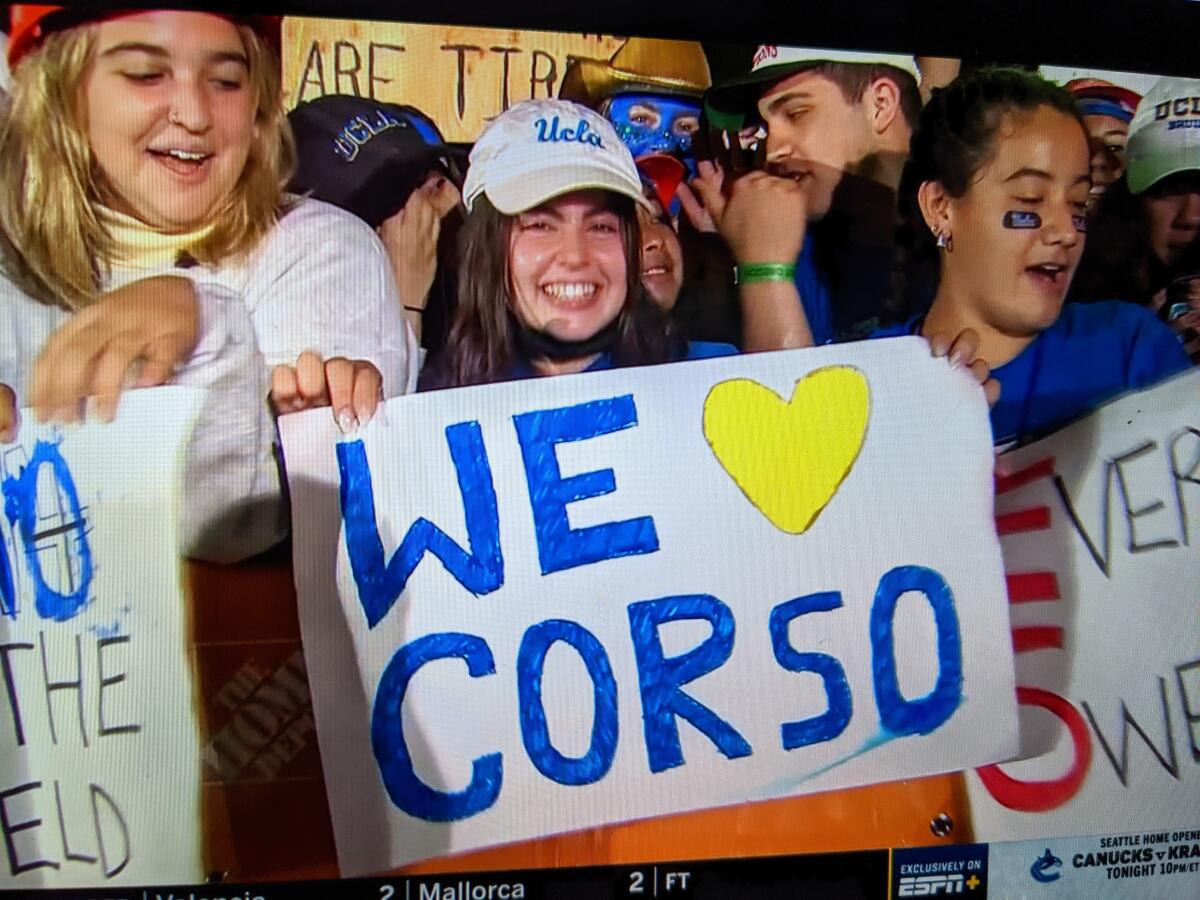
[1070,78,1200,364]
[1063,77,1140,213]
[698,46,924,351]
[560,39,710,191]
[418,99,735,390]
[0,6,417,561]
[877,68,1189,448]
[559,39,742,345]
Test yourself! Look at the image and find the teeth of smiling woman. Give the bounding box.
[544,283,597,301]
[159,149,208,161]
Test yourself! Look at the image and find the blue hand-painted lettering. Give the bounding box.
[1,440,93,622]
[0,525,13,620]
[514,396,658,576]
[517,620,618,785]
[870,565,963,735]
[770,592,853,749]
[627,594,753,773]
[338,424,504,629]
[372,632,502,821]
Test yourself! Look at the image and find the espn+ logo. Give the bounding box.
[897,873,980,896]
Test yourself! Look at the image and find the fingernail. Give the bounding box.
[337,409,357,435]
[950,347,967,368]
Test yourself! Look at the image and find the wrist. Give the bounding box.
[734,262,797,285]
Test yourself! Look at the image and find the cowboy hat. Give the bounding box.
[559,37,712,109]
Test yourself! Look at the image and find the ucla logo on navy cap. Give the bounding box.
[333,107,408,163]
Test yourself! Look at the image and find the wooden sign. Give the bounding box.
[283,18,624,142]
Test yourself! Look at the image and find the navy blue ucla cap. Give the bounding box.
[287,95,465,228]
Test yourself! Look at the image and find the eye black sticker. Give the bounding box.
[1003,210,1088,233]
[1003,210,1041,229]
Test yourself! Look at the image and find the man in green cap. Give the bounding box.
[689,45,925,351]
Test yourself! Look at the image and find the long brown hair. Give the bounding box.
[0,19,295,310]
[1068,175,1191,305]
[433,192,681,388]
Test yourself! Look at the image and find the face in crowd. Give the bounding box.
[507,190,629,341]
[637,193,683,310]
[930,105,1091,335]
[1082,112,1131,209]
[84,11,259,231]
[607,93,703,175]
[1142,170,1200,270]
[754,68,892,219]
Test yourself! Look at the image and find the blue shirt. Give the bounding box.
[795,233,835,346]
[871,301,1191,445]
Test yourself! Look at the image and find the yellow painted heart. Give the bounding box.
[702,367,870,534]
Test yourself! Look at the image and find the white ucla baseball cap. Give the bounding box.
[463,99,648,215]
[706,44,921,130]
[1126,77,1200,195]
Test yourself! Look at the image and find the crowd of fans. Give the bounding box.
[0,6,1194,562]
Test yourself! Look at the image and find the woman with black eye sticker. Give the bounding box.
[875,68,1189,448]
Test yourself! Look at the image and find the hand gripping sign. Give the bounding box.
[281,338,1018,875]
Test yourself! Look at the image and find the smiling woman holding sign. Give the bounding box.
[419,99,736,390]
[0,6,416,560]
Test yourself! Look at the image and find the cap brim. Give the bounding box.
[1129,159,1200,195]
[1066,79,1142,111]
[474,163,652,215]
[704,61,822,130]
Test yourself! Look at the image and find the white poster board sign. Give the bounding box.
[969,370,1200,841]
[0,389,204,888]
[282,338,1019,875]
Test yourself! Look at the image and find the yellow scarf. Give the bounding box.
[97,205,215,271]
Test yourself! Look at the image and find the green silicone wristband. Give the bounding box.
[734,262,797,285]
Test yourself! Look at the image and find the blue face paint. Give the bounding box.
[607,94,702,175]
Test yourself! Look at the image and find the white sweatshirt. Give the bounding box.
[0,197,418,562]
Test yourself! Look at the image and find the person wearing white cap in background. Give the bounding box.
[692,45,926,354]
[1069,76,1200,364]
[418,99,737,390]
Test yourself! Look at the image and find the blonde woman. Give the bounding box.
[0,7,418,561]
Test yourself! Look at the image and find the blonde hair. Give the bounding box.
[0,19,296,309]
